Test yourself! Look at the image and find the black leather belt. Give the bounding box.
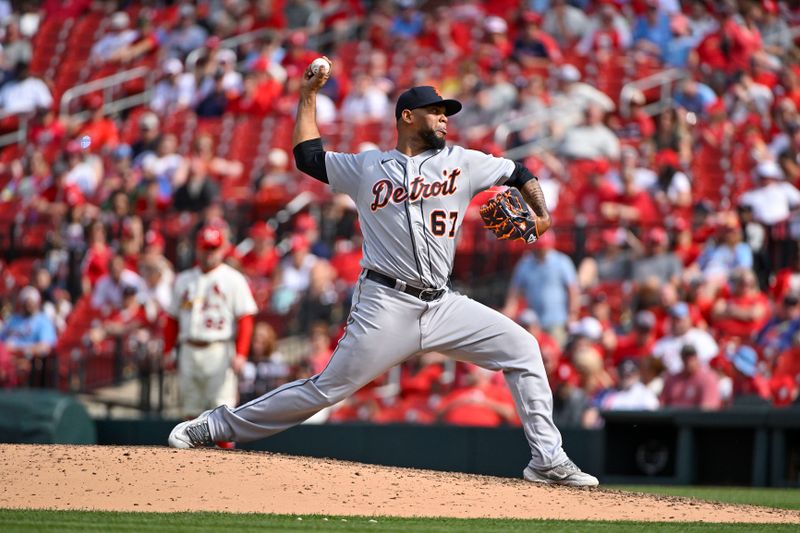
[365,270,446,302]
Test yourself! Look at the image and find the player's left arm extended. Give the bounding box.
[516,175,552,236]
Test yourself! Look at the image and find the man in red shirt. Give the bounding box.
[240,221,279,278]
[436,366,519,427]
[612,310,657,366]
[711,268,770,340]
[660,344,721,410]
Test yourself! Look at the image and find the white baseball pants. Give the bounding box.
[206,274,568,469]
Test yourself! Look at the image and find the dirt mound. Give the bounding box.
[0,444,798,523]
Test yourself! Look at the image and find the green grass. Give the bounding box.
[0,510,796,533]
[613,486,800,511]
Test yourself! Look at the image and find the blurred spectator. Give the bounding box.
[755,293,800,362]
[195,69,229,117]
[151,58,196,114]
[391,0,423,39]
[295,261,341,333]
[518,308,562,373]
[91,254,146,312]
[600,165,659,226]
[0,62,52,115]
[77,94,120,154]
[32,267,70,335]
[436,366,518,427]
[653,302,719,374]
[551,359,591,427]
[164,5,208,59]
[33,159,85,223]
[138,254,173,313]
[601,358,660,411]
[729,345,771,404]
[239,321,290,403]
[108,9,164,65]
[341,74,390,123]
[141,134,184,201]
[673,78,718,118]
[631,227,683,285]
[660,344,721,409]
[711,268,770,340]
[504,231,578,346]
[560,103,621,161]
[632,0,672,58]
[131,112,162,159]
[612,310,658,366]
[241,222,279,278]
[172,166,219,214]
[640,355,666,397]
[0,287,56,372]
[577,227,632,288]
[175,134,243,185]
[695,213,753,284]
[272,235,319,314]
[551,65,616,134]
[2,19,32,74]
[575,1,631,60]
[28,105,66,153]
[650,149,692,216]
[90,12,138,64]
[541,0,589,49]
[663,12,700,69]
[513,11,562,68]
[740,160,800,226]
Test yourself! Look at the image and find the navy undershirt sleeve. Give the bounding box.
[505,161,538,189]
[293,138,328,183]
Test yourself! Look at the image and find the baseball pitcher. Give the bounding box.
[169,58,598,487]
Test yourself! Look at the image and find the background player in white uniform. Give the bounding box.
[169,59,598,487]
[163,225,257,418]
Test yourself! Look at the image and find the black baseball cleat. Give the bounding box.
[523,459,599,487]
[168,410,213,449]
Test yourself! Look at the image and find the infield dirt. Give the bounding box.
[1,444,798,523]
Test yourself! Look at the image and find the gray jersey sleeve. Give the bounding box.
[463,149,516,197]
[325,151,369,199]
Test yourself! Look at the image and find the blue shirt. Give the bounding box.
[632,12,672,56]
[511,250,576,330]
[0,312,57,348]
[697,242,753,277]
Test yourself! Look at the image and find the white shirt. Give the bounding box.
[91,270,147,310]
[168,263,257,342]
[739,181,800,225]
[90,29,138,61]
[652,328,719,375]
[341,88,390,122]
[560,124,621,161]
[150,74,196,114]
[602,381,660,411]
[0,77,53,114]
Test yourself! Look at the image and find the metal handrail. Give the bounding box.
[619,67,689,117]
[59,66,153,120]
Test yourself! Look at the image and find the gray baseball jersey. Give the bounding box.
[206,145,569,472]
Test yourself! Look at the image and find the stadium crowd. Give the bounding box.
[2,0,800,428]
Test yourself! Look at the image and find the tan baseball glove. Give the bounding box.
[479,188,541,244]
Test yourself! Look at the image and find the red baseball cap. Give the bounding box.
[249,221,275,240]
[196,225,225,249]
[145,229,165,249]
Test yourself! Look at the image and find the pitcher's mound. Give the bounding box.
[0,444,797,523]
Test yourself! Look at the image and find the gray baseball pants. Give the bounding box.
[206,274,568,469]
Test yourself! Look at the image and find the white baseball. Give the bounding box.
[310,57,331,76]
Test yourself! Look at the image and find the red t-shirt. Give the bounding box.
[612,333,656,366]
[330,248,363,286]
[660,368,721,409]
[438,385,518,427]
[82,244,113,286]
[241,248,279,278]
[712,292,770,338]
[574,181,617,224]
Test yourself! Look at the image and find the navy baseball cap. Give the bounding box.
[395,86,462,120]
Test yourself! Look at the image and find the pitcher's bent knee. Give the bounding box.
[498,328,543,370]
